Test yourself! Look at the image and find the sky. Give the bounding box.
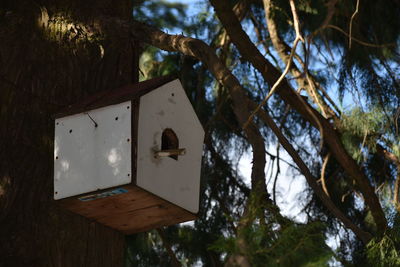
[238,148,308,222]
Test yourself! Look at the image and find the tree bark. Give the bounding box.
[376,144,400,211]
[0,1,136,266]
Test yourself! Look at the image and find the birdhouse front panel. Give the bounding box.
[137,80,204,213]
[54,101,132,200]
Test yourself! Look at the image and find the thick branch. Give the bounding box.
[319,0,339,32]
[156,228,181,267]
[320,152,331,198]
[249,102,373,243]
[348,0,360,49]
[263,0,334,119]
[209,0,387,233]
[214,0,249,48]
[376,145,400,209]
[124,18,373,243]
[128,20,268,195]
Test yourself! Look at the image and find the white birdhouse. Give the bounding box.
[53,76,204,234]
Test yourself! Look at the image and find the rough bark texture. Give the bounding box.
[0,1,136,266]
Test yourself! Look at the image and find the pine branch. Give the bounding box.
[156,228,182,267]
[249,101,373,243]
[208,0,387,234]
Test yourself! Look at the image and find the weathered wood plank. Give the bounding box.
[59,185,196,234]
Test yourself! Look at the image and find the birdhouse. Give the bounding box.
[53,76,204,234]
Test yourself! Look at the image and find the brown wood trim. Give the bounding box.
[131,39,140,84]
[131,98,140,185]
[54,75,177,119]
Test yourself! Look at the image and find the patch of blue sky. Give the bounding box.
[161,0,210,38]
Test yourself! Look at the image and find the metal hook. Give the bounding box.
[85,112,98,128]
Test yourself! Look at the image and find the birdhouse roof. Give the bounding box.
[55,75,177,118]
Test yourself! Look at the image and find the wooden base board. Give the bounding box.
[58,185,197,234]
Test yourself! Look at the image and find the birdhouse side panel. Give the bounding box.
[54,101,132,199]
[136,80,204,213]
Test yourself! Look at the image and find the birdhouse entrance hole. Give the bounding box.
[162,128,179,160]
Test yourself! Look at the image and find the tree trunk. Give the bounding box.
[0,1,137,266]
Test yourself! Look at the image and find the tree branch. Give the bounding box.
[263,0,334,120]
[272,143,280,205]
[124,17,372,244]
[249,102,373,243]
[376,144,400,210]
[156,228,182,267]
[320,152,331,198]
[209,0,387,233]
[348,0,360,49]
[326,24,395,48]
[242,35,302,129]
[243,0,306,129]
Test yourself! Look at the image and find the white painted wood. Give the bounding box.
[54,101,132,200]
[137,80,204,213]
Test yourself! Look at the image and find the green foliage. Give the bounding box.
[366,232,400,267]
[210,220,333,267]
[125,231,173,267]
[341,108,385,139]
[139,47,180,79]
[208,193,333,266]
[133,0,187,29]
[394,144,400,160]
[256,222,333,267]
[366,213,400,266]
[339,107,385,162]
